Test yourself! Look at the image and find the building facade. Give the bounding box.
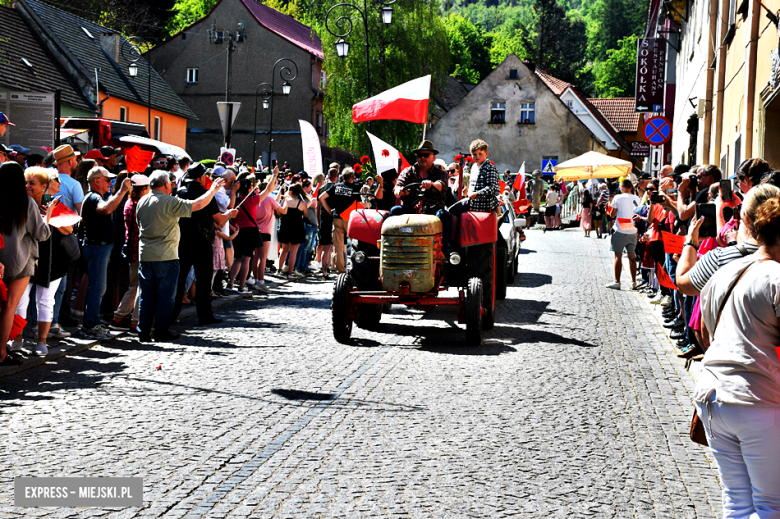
[146,0,327,169]
[427,55,607,174]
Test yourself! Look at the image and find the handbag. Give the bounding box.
[60,232,81,264]
[689,258,762,446]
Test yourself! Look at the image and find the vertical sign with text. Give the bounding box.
[635,38,667,113]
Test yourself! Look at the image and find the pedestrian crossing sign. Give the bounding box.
[541,157,557,174]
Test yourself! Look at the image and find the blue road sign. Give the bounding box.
[541,157,557,174]
[643,116,672,146]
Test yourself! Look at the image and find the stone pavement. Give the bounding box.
[0,229,722,518]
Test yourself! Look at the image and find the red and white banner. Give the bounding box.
[366,132,410,175]
[298,119,323,180]
[352,75,431,124]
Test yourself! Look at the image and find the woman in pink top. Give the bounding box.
[227,170,279,292]
[252,184,286,292]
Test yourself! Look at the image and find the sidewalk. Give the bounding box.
[0,276,292,379]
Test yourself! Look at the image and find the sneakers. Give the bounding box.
[659,295,672,306]
[71,308,84,318]
[8,339,24,352]
[631,281,639,290]
[32,342,48,356]
[293,269,307,278]
[109,316,132,331]
[128,326,140,336]
[245,278,256,287]
[254,283,270,294]
[237,287,250,294]
[47,324,71,339]
[605,282,620,290]
[650,293,665,304]
[80,325,112,340]
[664,317,685,329]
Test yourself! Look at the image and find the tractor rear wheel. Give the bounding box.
[508,251,517,284]
[468,243,495,330]
[332,273,354,343]
[466,277,483,346]
[355,303,382,329]
[496,247,507,301]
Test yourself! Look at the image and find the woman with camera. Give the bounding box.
[277,183,315,280]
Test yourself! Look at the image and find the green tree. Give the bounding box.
[443,14,493,83]
[585,0,646,62]
[593,33,637,97]
[320,0,450,156]
[520,0,591,89]
[168,0,219,33]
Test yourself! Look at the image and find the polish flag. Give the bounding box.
[353,75,431,124]
[367,132,411,176]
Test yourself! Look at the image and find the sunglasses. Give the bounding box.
[416,153,431,158]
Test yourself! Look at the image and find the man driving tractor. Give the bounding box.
[392,140,448,215]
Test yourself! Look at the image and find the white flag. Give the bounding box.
[298,120,323,179]
[366,131,410,176]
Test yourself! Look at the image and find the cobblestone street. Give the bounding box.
[0,228,723,518]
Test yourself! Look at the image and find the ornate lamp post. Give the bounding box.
[262,58,298,167]
[121,36,151,133]
[252,82,272,164]
[324,0,397,109]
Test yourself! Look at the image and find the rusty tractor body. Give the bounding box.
[331,206,501,346]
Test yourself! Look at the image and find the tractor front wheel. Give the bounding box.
[466,277,483,346]
[468,243,495,330]
[332,273,354,343]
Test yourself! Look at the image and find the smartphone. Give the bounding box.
[720,179,733,202]
[650,193,664,204]
[696,202,717,238]
[42,193,53,206]
[272,159,278,168]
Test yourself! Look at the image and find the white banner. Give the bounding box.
[366,131,406,175]
[298,119,323,179]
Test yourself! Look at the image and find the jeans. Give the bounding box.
[684,294,698,346]
[172,242,214,323]
[114,261,140,324]
[295,222,318,272]
[695,393,780,518]
[139,260,180,337]
[81,244,113,328]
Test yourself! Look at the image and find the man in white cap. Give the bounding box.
[79,167,131,339]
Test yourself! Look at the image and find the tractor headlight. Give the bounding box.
[353,251,366,264]
[449,252,461,265]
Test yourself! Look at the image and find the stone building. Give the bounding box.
[146,0,336,169]
[427,54,607,174]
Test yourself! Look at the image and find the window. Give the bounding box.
[733,135,741,177]
[320,70,327,89]
[509,69,518,79]
[490,102,506,124]
[315,112,323,133]
[520,102,535,124]
[154,116,161,140]
[213,30,224,44]
[723,0,737,44]
[187,68,199,83]
[566,100,573,109]
[119,106,127,122]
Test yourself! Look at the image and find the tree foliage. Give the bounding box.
[317,0,450,156]
[443,14,493,83]
[593,34,637,97]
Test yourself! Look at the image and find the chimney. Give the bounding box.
[523,59,535,72]
[101,32,119,61]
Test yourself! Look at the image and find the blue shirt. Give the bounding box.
[58,172,84,213]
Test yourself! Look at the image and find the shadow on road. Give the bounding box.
[272,389,336,401]
[514,272,553,288]
[494,325,597,348]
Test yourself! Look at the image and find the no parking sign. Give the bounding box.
[643,116,672,146]
[220,147,235,166]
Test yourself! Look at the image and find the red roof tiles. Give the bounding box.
[535,70,571,96]
[587,98,642,133]
[241,0,323,59]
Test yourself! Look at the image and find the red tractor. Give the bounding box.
[331,163,504,346]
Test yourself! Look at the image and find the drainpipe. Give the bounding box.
[744,0,761,157]
[702,0,718,162]
[713,0,730,164]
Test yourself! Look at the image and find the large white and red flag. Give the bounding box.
[366,132,410,174]
[352,75,431,124]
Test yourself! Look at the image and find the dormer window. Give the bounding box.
[509,69,518,79]
[81,27,95,39]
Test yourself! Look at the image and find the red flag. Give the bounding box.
[340,200,364,221]
[513,199,531,214]
[125,145,155,173]
[0,279,7,301]
[48,202,82,228]
[499,180,507,193]
[352,75,430,124]
[10,315,27,340]
[656,262,678,290]
[661,231,685,254]
[312,183,320,200]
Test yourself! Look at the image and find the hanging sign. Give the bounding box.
[635,38,667,113]
[630,141,650,157]
[643,116,672,146]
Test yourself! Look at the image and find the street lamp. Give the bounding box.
[121,36,151,134]
[251,58,298,165]
[325,0,397,129]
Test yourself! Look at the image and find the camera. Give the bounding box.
[650,193,665,204]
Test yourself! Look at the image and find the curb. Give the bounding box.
[0,277,293,379]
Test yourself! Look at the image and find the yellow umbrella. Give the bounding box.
[554,151,632,182]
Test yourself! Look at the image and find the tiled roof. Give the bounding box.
[21,0,197,119]
[241,0,323,59]
[587,97,642,133]
[0,6,93,112]
[435,76,470,112]
[535,69,570,96]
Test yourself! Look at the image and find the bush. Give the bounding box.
[200,159,216,168]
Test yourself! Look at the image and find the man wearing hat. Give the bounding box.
[84,149,111,168]
[636,172,652,202]
[100,146,121,172]
[80,167,132,339]
[53,145,84,213]
[393,140,447,214]
[172,163,238,325]
[0,143,9,164]
[319,167,363,274]
[0,112,14,137]
[8,145,30,167]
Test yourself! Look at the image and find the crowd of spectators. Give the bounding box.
[572,155,780,517]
